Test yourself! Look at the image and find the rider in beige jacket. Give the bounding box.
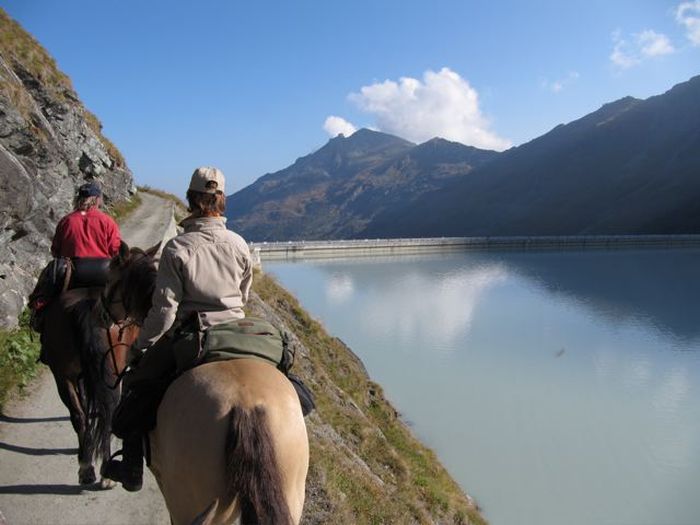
[135,211,252,350]
[105,166,252,491]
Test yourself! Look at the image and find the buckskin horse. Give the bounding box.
[102,244,309,524]
[41,243,157,487]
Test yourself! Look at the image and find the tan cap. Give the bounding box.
[188,166,225,194]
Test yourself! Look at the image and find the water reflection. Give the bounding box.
[495,250,700,344]
[302,248,700,346]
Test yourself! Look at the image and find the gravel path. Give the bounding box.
[120,192,177,250]
[0,192,176,525]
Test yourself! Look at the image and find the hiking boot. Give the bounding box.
[102,457,143,492]
[103,434,143,492]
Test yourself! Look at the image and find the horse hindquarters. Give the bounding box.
[149,360,309,525]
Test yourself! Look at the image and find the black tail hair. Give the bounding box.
[225,406,293,525]
[77,300,120,466]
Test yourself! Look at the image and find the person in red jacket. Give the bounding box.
[51,182,121,259]
[32,182,123,361]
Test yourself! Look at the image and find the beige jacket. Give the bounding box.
[135,216,252,349]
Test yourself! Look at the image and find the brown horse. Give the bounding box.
[41,243,157,486]
[103,246,309,524]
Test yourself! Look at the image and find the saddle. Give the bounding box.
[29,257,111,334]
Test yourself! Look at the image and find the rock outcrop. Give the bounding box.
[0,9,134,327]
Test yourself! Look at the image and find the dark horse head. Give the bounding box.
[102,242,160,325]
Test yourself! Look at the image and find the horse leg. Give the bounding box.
[98,393,118,490]
[53,375,96,485]
[98,432,117,489]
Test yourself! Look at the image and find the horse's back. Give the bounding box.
[150,359,308,525]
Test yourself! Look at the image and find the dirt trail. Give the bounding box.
[0,192,175,525]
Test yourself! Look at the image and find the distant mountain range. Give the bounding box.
[226,130,499,240]
[228,75,700,241]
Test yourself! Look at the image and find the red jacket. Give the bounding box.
[51,208,121,258]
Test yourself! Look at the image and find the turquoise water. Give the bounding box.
[266,248,700,525]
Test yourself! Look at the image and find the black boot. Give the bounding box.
[103,433,143,492]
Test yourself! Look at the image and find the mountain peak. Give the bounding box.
[314,128,414,160]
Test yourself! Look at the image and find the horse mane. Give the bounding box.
[120,248,158,322]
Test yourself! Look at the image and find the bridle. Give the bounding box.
[98,274,142,389]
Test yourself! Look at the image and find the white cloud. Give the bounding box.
[638,30,675,56]
[323,115,357,138]
[610,29,675,69]
[676,0,700,45]
[541,71,580,93]
[347,67,511,151]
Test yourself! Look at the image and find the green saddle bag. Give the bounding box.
[172,316,294,374]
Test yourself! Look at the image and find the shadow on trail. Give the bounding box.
[0,441,77,456]
[0,484,102,495]
[0,415,70,424]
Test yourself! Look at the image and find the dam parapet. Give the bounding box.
[251,234,700,261]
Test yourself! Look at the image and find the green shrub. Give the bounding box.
[0,309,41,411]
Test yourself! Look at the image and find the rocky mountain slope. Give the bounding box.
[227,129,499,240]
[0,9,134,327]
[362,75,700,238]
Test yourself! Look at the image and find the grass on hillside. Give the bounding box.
[251,271,486,525]
[0,9,72,94]
[108,192,142,223]
[0,310,41,412]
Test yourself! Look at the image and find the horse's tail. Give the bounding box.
[78,301,119,463]
[225,405,293,525]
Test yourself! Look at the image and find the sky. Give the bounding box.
[3,0,700,196]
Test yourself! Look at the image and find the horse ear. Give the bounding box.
[113,241,130,267]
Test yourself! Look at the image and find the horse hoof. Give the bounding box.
[99,478,117,490]
[79,466,96,485]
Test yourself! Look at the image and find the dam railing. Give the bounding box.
[249,234,700,263]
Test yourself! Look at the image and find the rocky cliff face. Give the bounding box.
[0,10,134,327]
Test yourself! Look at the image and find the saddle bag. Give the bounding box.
[28,257,72,332]
[171,316,295,374]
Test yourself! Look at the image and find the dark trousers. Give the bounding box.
[123,335,177,390]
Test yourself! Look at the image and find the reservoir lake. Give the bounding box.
[265,248,700,525]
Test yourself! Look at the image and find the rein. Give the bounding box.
[98,290,140,390]
[96,248,152,389]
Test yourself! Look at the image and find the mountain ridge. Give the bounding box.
[227,129,499,240]
[361,75,700,238]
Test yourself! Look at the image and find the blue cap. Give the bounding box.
[78,182,102,198]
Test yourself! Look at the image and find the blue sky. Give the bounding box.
[4,1,699,196]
